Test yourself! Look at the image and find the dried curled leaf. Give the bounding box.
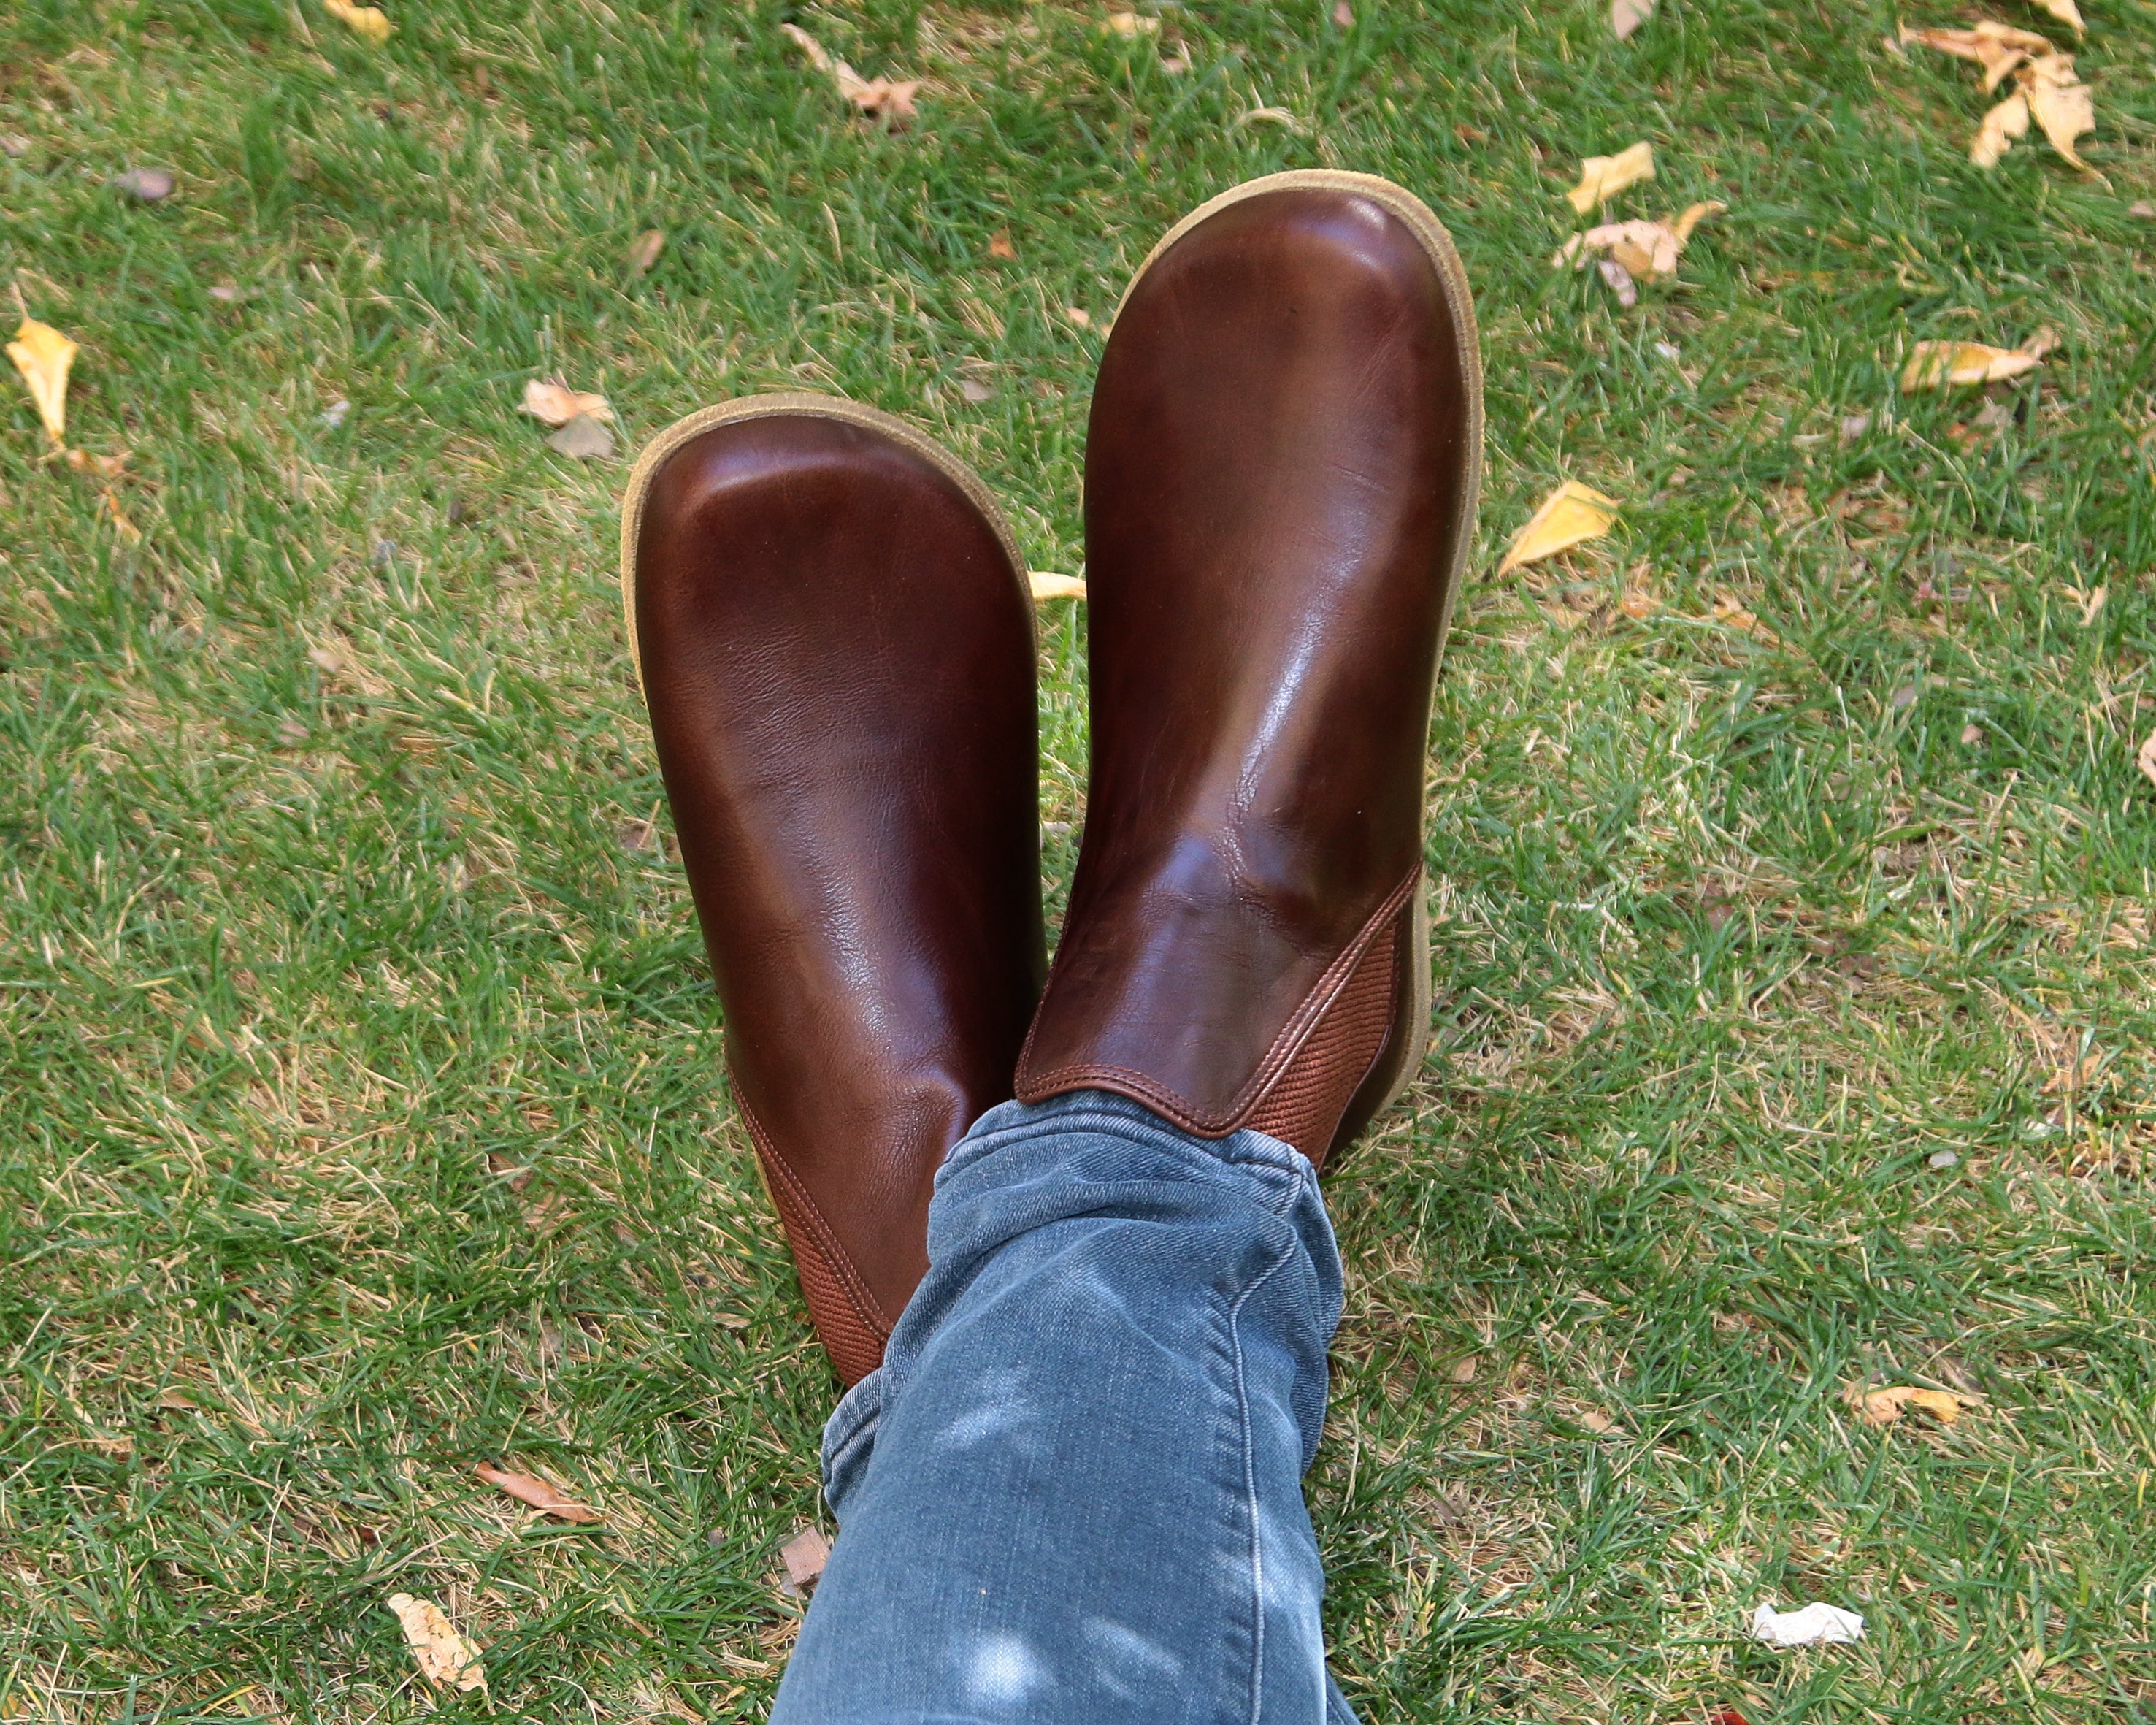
[385,1594,486,1692]
[1901,340,2042,389]
[475,1462,602,1523]
[1972,93,2032,167]
[1966,53,2095,169]
[1565,142,1655,213]
[1028,571,1088,600]
[780,23,921,125]
[779,21,832,72]
[2044,1048,2101,1094]
[324,0,392,46]
[1900,23,2053,92]
[837,69,921,124]
[1846,1384,1978,1428]
[628,229,666,275]
[1554,201,1724,281]
[7,318,77,443]
[2028,0,2084,31]
[522,379,613,427]
[779,1526,832,1590]
[1711,595,1779,644]
[1499,481,1619,574]
[100,488,141,540]
[64,446,129,479]
[2019,54,2093,169]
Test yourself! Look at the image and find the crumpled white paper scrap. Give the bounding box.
[1750,1601,1865,1646]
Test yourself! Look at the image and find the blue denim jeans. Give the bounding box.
[769,1090,1357,1725]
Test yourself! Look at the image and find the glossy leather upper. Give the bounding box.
[1016,184,1478,1135]
[632,407,1044,1380]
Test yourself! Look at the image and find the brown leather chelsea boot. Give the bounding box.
[1015,172,1482,1171]
[621,394,1046,1382]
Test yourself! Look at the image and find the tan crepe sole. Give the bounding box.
[1114,169,1485,1122]
[615,390,1032,697]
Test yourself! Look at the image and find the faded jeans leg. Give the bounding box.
[768,1090,1358,1725]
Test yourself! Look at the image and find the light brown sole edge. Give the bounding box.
[615,391,1034,697]
[1376,873,1433,1117]
[1121,170,1481,1130]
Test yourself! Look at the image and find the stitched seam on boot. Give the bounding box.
[1018,864,1422,1133]
[737,1099,896,1341]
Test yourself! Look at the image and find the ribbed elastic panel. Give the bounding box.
[740,1105,891,1385]
[1246,909,1400,1165]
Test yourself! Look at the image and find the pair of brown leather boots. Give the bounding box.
[619,172,1482,1385]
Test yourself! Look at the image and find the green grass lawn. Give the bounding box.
[4,0,2155,1719]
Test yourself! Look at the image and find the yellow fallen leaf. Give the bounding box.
[1669,201,1722,246]
[1903,340,2043,389]
[385,1594,486,1692]
[2019,54,2093,170]
[1846,1384,1978,1428]
[1104,11,1161,35]
[1565,142,1655,214]
[1498,481,1619,574]
[7,318,77,443]
[522,379,613,427]
[323,0,392,46]
[1553,201,1724,280]
[1901,23,2053,93]
[2028,0,2083,31]
[1972,91,2032,167]
[1028,571,1088,600]
[476,1462,602,1523]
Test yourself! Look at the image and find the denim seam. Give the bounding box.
[956,1094,1310,1157]
[943,1114,1310,1211]
[1227,1232,1300,1725]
